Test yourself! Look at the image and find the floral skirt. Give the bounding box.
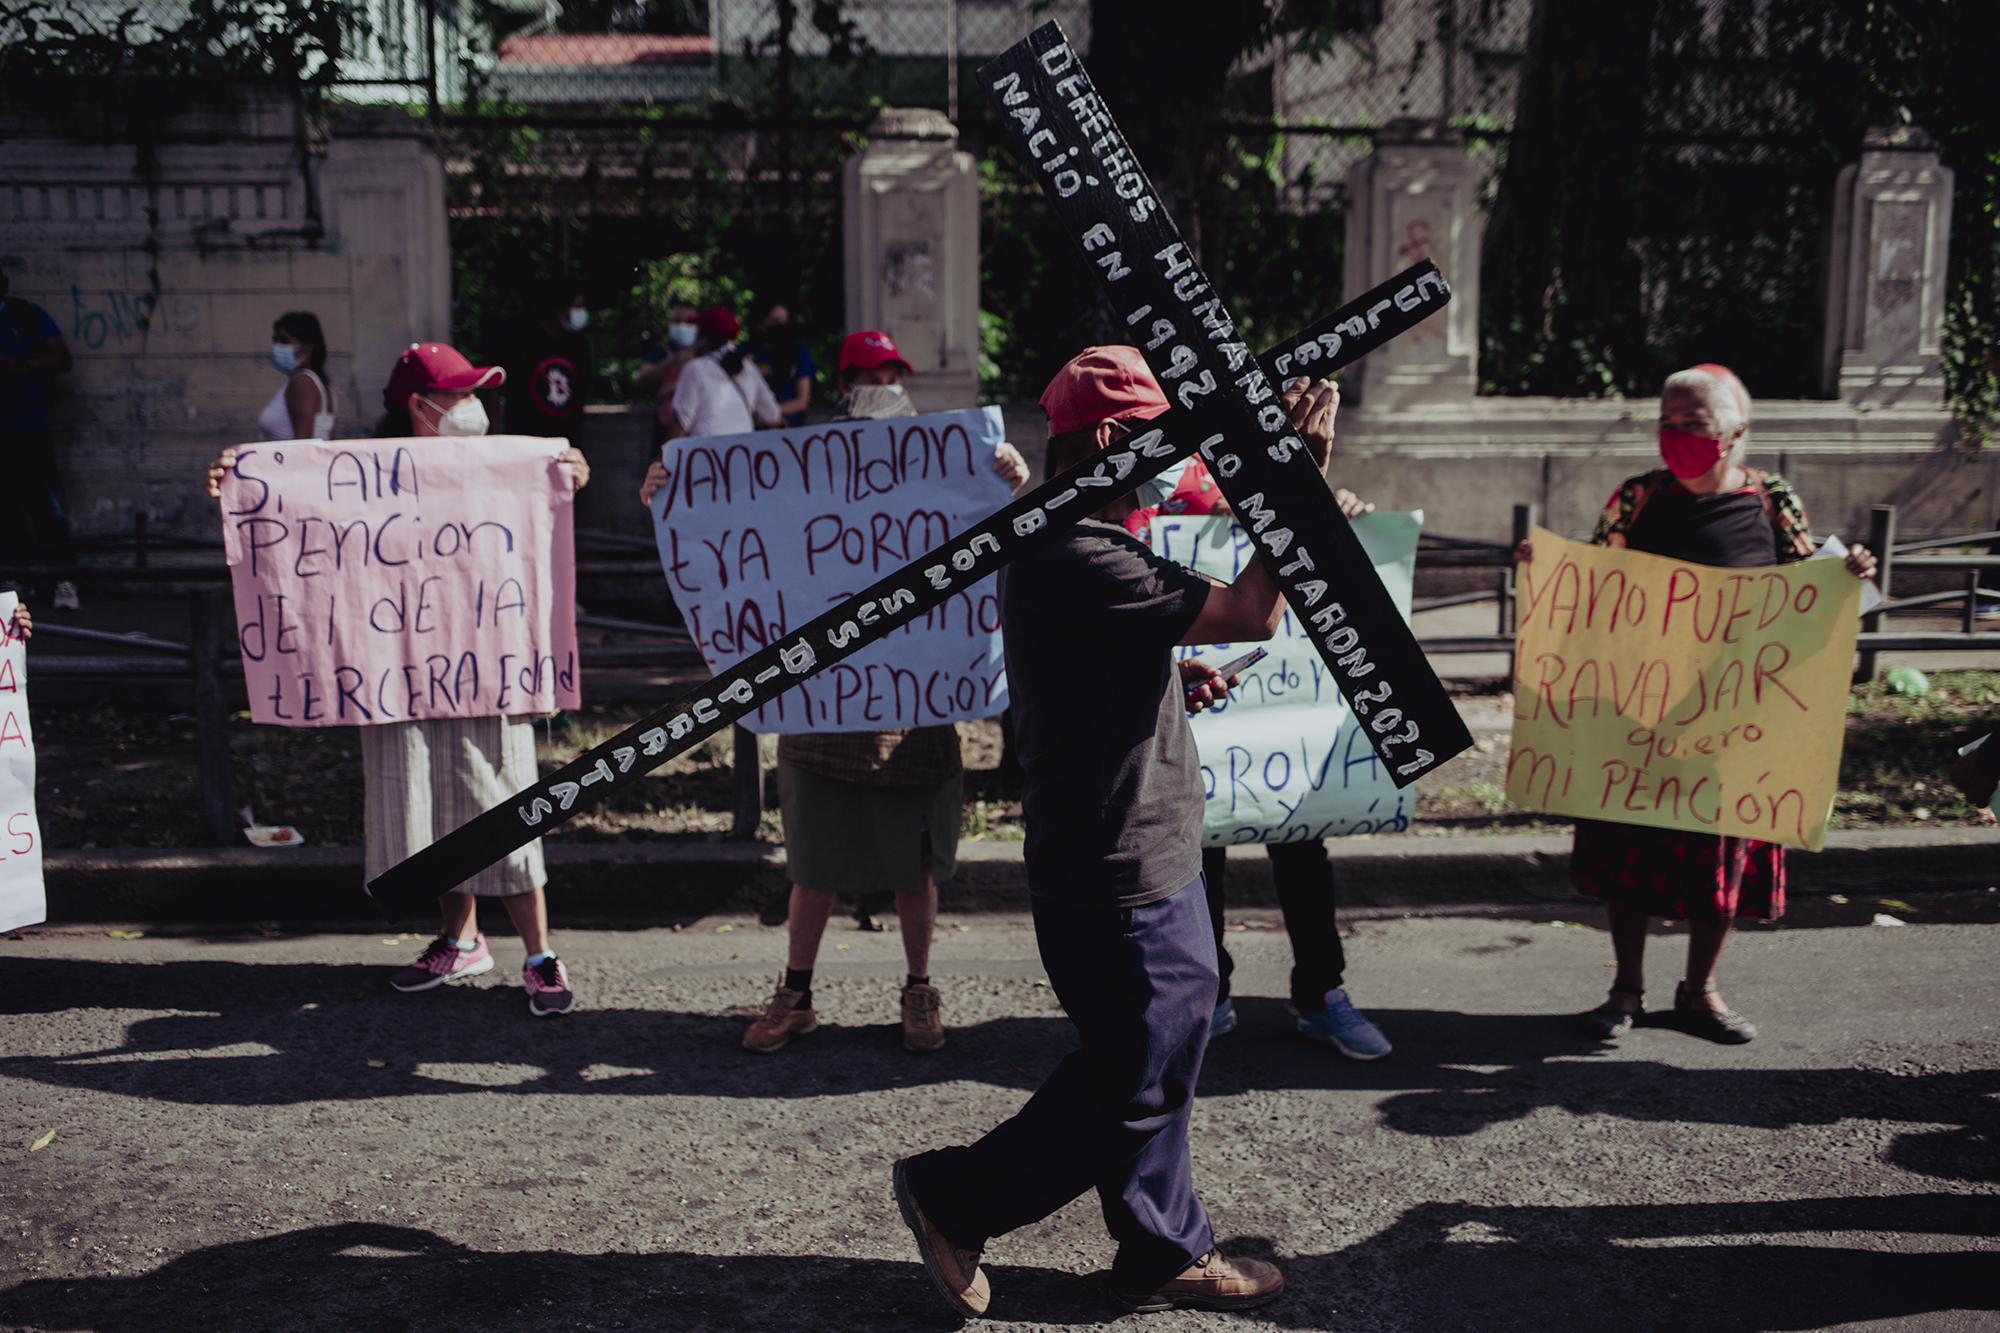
[1569,820,1785,924]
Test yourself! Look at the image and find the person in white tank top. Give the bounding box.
[257,311,337,440]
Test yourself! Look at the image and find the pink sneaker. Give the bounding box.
[524,955,574,1017]
[390,934,494,992]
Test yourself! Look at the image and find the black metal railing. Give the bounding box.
[24,501,1999,846]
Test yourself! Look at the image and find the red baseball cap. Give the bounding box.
[838,329,912,377]
[698,307,740,343]
[383,342,504,413]
[1040,345,1171,437]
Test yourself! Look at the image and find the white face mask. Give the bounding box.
[566,307,589,332]
[422,394,489,437]
[1134,455,1191,509]
[844,383,916,420]
[667,321,697,349]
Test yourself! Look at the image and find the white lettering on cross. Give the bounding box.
[361,21,1462,910]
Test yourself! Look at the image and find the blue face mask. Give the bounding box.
[566,307,589,332]
[271,343,299,375]
[1133,455,1191,509]
[667,322,697,349]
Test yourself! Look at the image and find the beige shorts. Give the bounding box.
[360,714,547,897]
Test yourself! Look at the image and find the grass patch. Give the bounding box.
[29,672,1996,848]
[1836,669,2000,829]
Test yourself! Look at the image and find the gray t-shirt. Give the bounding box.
[1002,519,1212,905]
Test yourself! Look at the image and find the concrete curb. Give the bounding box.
[38,827,1997,927]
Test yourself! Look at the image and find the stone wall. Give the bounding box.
[576,396,1986,551]
[1,95,450,544]
[1338,399,1981,543]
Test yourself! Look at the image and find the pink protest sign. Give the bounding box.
[219,437,580,727]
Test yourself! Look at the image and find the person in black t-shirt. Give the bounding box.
[503,284,592,446]
[894,346,1340,1318]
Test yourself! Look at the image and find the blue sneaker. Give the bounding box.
[1209,997,1239,1039]
[1296,987,1391,1060]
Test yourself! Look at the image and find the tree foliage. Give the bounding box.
[1479,0,1999,432]
[0,0,354,89]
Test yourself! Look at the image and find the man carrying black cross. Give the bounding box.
[894,347,1338,1317]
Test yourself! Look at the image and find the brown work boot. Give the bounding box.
[1113,1248,1285,1313]
[892,1158,989,1318]
[901,982,946,1053]
[741,984,817,1053]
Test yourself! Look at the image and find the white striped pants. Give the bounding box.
[360,715,547,897]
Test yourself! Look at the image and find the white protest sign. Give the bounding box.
[652,407,1013,733]
[1154,512,1424,845]
[0,592,45,932]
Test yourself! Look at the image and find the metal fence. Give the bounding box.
[25,499,1999,846]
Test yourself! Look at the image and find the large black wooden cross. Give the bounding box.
[367,21,1469,911]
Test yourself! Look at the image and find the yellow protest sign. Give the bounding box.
[1506,528,1861,851]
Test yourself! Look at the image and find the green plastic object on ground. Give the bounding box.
[1885,666,1930,697]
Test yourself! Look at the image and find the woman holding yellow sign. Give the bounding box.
[1518,364,1875,1045]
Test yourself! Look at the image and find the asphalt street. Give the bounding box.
[2,904,1996,1332]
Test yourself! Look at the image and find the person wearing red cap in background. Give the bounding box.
[206,342,592,1016]
[730,329,1028,1058]
[835,329,909,392]
[892,347,1341,1319]
[664,306,780,442]
[1516,363,1876,1046]
[1121,425,1393,1060]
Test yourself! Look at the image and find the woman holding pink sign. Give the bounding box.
[1518,364,1875,1045]
[207,342,591,1016]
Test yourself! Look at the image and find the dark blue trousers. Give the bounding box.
[904,875,1219,1288]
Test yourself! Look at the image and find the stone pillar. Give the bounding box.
[842,108,980,412]
[319,109,455,399]
[1342,119,1483,409]
[1820,126,1955,407]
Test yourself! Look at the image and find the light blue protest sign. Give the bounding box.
[1153,511,1424,844]
[651,407,1012,733]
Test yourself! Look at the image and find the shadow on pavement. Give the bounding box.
[3,959,1994,1182]
[3,1195,1995,1332]
[0,1222,1110,1332]
[1209,998,2000,1183]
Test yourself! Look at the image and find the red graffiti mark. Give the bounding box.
[1396,218,1434,264]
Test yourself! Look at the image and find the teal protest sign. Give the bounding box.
[1153,512,1423,845]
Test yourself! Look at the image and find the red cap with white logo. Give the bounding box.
[838,329,912,377]
[383,342,504,413]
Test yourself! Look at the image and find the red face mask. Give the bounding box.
[1660,427,1725,481]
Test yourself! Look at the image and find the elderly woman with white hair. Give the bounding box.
[1522,363,1877,1044]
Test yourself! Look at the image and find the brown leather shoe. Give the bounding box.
[892,1158,990,1318]
[1113,1249,1284,1312]
[741,985,817,1053]
[901,982,946,1053]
